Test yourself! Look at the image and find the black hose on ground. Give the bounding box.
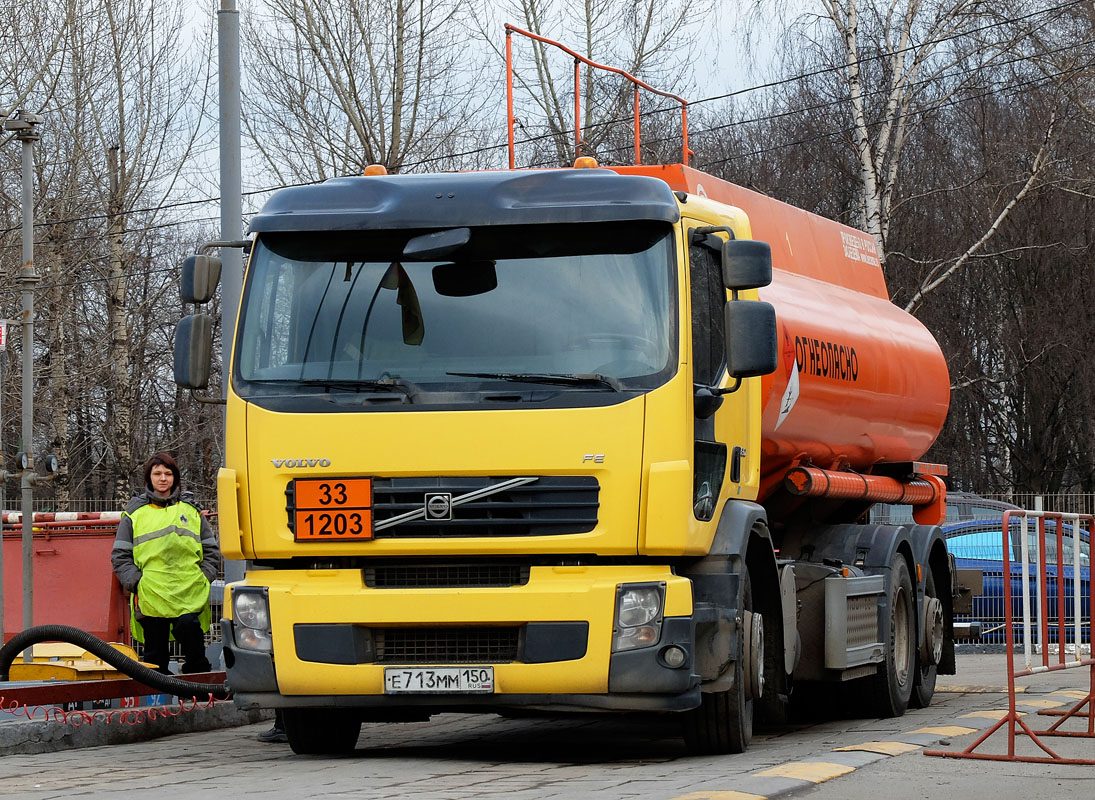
[0,624,231,700]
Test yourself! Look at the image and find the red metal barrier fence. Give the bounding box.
[926,510,1095,763]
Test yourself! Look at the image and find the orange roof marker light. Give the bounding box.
[573,157,600,169]
[504,23,691,170]
[363,164,388,176]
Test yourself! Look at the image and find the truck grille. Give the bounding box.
[372,476,598,538]
[375,627,520,663]
[364,563,530,588]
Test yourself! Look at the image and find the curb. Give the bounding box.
[0,702,272,755]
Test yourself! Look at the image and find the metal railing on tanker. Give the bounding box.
[926,510,1095,764]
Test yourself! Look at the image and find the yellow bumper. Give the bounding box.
[236,565,692,697]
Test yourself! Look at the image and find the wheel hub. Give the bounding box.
[922,596,944,665]
[742,610,765,700]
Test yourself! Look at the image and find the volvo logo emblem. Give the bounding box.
[271,458,331,468]
[424,492,453,520]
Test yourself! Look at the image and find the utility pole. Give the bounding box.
[3,109,43,661]
[219,0,242,395]
[219,1,244,585]
[0,325,8,643]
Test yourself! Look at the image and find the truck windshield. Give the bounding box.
[234,222,676,404]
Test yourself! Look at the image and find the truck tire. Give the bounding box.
[910,569,939,709]
[682,572,754,754]
[869,557,916,717]
[283,708,362,755]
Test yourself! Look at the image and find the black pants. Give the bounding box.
[140,613,211,674]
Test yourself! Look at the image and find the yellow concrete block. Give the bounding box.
[960,709,1025,720]
[1050,690,1090,699]
[909,725,979,736]
[671,793,767,800]
[754,761,855,783]
[833,741,922,756]
[1015,698,1065,709]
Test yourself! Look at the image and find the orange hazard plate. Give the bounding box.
[292,477,373,541]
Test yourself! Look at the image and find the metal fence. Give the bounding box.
[953,567,1092,650]
[952,495,1094,649]
[977,493,1095,516]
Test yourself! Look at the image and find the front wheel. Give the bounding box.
[682,573,758,754]
[283,708,362,755]
[868,557,916,717]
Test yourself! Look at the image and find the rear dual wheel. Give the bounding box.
[911,569,942,709]
[869,558,916,717]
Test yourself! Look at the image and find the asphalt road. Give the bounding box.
[3,652,1093,799]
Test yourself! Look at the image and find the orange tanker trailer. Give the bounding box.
[618,163,951,514]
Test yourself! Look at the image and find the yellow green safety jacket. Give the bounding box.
[110,488,221,643]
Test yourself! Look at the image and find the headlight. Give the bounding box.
[233,589,272,652]
[613,582,665,652]
[234,590,270,630]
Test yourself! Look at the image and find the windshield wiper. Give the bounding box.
[255,377,419,401]
[447,371,620,392]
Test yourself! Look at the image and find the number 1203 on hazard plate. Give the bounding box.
[384,667,494,694]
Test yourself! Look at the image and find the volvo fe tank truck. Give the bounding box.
[174,30,953,755]
[174,156,955,755]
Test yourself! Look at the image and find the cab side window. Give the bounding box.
[689,236,728,522]
[689,240,726,386]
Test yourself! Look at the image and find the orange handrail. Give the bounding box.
[504,23,690,169]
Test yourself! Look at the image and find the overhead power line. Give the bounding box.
[697,58,1094,170]
[0,1,1085,237]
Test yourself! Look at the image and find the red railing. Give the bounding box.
[504,23,691,169]
[926,510,1095,763]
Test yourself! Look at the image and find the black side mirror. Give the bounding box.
[723,239,772,291]
[181,255,223,304]
[174,314,214,388]
[724,301,778,378]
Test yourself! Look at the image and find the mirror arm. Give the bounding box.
[190,389,227,406]
[715,377,743,396]
[689,225,736,245]
[199,239,250,256]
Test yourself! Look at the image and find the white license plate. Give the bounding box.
[384,666,494,694]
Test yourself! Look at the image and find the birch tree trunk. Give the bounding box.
[105,145,132,502]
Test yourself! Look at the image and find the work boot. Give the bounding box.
[257,723,288,743]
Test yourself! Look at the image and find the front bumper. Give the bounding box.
[222,565,700,712]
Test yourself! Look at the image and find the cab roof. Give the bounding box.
[249,168,680,232]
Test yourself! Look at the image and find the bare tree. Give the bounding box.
[242,0,488,180]
[737,0,1072,308]
[0,0,217,504]
[694,2,1095,493]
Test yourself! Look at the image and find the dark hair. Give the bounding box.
[143,452,181,492]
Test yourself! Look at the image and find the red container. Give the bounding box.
[2,518,128,644]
